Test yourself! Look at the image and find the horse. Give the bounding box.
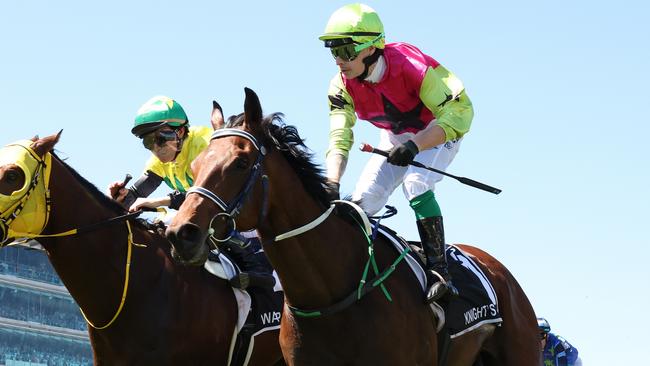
[165,88,541,365]
[0,133,284,366]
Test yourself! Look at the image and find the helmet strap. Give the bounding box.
[356,48,383,81]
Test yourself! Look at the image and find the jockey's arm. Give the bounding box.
[414,65,474,151]
[128,195,171,212]
[325,73,357,183]
[552,335,574,366]
[121,171,163,208]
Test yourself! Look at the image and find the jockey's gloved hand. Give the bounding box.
[387,140,419,166]
[325,180,340,201]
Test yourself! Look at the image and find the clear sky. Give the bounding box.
[1,1,648,364]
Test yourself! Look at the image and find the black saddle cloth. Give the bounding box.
[375,223,503,338]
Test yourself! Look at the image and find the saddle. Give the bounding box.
[377,224,502,337]
[204,249,283,366]
[337,203,503,339]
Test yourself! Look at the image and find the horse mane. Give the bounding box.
[226,113,331,208]
[51,152,127,215]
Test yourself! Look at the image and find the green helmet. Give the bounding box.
[319,3,385,49]
[132,96,188,137]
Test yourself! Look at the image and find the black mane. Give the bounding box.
[227,113,331,207]
[51,152,127,215]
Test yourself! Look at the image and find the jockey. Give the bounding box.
[108,95,212,212]
[538,318,582,366]
[319,3,474,303]
[108,96,275,290]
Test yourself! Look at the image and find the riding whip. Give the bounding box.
[360,143,502,195]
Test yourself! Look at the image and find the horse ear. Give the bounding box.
[211,100,225,130]
[243,87,262,130]
[31,130,62,157]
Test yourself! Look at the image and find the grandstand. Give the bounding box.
[0,242,92,366]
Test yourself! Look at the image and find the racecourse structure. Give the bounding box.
[0,242,92,366]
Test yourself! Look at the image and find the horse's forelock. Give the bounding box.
[225,113,246,128]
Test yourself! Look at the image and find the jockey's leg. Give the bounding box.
[351,129,407,215]
[411,192,458,302]
[221,233,276,290]
[402,136,462,303]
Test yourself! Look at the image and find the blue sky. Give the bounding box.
[1,1,648,363]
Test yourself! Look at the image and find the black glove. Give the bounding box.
[325,181,340,201]
[168,191,186,210]
[387,140,419,166]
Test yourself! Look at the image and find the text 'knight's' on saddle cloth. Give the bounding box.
[377,226,502,339]
[444,245,502,338]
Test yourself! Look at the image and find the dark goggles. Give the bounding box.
[142,130,178,150]
[330,43,361,62]
[326,33,384,62]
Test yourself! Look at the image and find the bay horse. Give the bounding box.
[166,88,541,365]
[0,133,284,366]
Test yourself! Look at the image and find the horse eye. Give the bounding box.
[6,171,18,182]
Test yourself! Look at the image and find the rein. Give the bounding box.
[80,220,142,329]
[6,210,144,243]
[284,202,410,318]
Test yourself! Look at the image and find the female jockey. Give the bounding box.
[108,95,212,212]
[319,3,474,303]
[108,96,274,290]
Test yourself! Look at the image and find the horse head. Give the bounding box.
[167,88,270,265]
[0,132,61,245]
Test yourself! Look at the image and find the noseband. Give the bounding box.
[186,129,269,242]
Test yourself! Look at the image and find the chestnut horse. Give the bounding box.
[0,134,284,366]
[166,88,541,365]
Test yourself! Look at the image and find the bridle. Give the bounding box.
[186,129,269,242]
[0,141,52,246]
[185,128,367,244]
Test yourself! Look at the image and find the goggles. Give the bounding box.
[142,129,178,150]
[328,33,384,62]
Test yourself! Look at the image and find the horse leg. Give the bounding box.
[489,276,541,365]
[446,324,495,366]
[456,245,541,365]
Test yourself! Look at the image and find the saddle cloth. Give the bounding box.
[376,226,503,338]
[204,251,283,366]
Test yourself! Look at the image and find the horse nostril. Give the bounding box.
[165,228,178,244]
[178,223,201,243]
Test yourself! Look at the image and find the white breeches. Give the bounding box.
[351,129,462,215]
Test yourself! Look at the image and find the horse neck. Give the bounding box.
[38,159,159,325]
[39,160,240,358]
[258,156,368,309]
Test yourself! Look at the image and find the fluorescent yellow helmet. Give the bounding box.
[319,3,385,50]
